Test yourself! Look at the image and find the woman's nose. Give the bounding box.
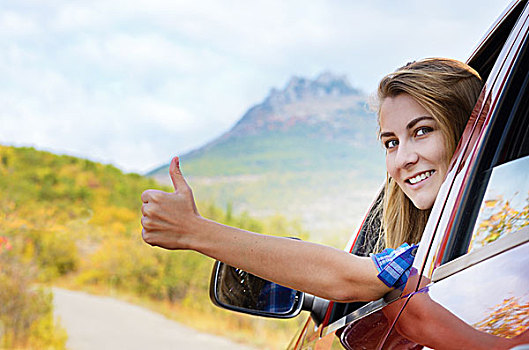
[395,142,419,169]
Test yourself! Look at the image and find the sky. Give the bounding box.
[0,0,510,174]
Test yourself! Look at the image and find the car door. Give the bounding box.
[374,1,529,348]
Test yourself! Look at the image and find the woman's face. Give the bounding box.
[379,93,449,210]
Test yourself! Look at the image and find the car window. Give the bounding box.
[468,155,529,253]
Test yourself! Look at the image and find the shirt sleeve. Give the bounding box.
[370,243,418,290]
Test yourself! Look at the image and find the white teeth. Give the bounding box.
[408,171,433,184]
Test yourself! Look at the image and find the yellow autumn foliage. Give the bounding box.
[0,145,309,348]
[0,238,67,349]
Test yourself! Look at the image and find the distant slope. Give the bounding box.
[149,73,386,240]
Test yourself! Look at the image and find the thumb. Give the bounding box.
[169,156,189,191]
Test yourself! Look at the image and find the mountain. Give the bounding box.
[148,73,386,241]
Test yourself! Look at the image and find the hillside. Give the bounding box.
[149,73,386,240]
[0,145,306,348]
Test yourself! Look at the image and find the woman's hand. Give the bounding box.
[141,156,200,250]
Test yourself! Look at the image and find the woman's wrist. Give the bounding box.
[179,213,210,252]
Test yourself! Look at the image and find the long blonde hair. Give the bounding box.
[376,58,483,249]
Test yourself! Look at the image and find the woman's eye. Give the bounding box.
[416,127,433,137]
[384,139,398,149]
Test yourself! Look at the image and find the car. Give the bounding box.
[209,0,529,348]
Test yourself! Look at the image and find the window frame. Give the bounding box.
[433,226,529,282]
[440,4,529,266]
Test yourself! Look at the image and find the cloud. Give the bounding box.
[0,10,40,36]
[69,34,211,74]
[0,0,510,172]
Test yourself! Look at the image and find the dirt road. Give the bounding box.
[52,288,256,350]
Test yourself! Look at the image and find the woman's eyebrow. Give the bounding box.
[406,116,434,130]
[380,131,395,139]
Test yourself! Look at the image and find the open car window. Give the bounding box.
[324,189,384,325]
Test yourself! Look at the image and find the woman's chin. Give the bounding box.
[410,196,435,210]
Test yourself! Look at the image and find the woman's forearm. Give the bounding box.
[191,217,389,302]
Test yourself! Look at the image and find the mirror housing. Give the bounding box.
[301,294,330,326]
[209,260,305,318]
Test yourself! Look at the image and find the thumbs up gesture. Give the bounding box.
[141,156,200,249]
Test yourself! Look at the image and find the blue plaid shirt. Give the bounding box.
[370,243,418,290]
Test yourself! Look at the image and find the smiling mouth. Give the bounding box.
[406,170,435,185]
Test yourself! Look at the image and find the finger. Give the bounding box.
[141,228,158,247]
[142,189,166,203]
[169,156,189,192]
[141,228,149,242]
[141,190,153,203]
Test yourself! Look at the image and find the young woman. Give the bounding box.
[140,58,483,303]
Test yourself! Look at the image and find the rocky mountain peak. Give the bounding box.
[265,72,359,107]
[188,72,372,153]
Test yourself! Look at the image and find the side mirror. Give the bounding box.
[209,260,305,318]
